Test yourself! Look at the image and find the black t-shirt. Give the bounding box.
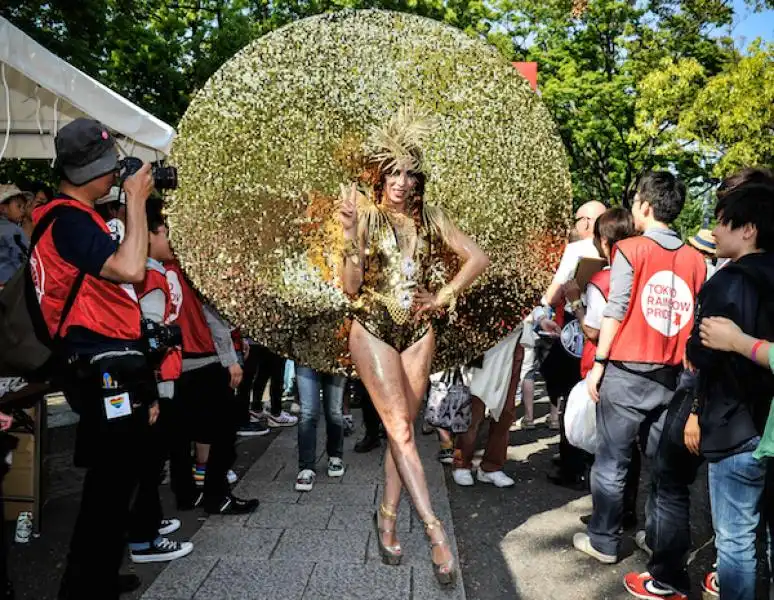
[688,252,774,460]
[51,208,117,276]
[49,202,141,355]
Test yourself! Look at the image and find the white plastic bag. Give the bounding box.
[564,379,597,454]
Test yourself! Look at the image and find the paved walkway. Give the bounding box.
[141,425,466,600]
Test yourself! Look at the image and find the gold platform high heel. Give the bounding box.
[425,518,457,587]
[373,503,402,565]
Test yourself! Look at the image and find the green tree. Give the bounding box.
[500,0,735,207]
[680,41,774,178]
[2,0,771,209]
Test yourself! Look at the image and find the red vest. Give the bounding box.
[163,260,216,357]
[135,261,183,381]
[580,269,610,378]
[609,236,706,366]
[31,198,141,341]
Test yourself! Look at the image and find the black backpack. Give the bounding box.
[0,206,85,380]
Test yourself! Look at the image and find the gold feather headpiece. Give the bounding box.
[366,106,438,174]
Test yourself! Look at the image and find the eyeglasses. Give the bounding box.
[574,215,590,224]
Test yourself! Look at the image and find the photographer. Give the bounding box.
[29,118,154,600]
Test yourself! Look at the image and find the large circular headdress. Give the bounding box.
[167,9,572,374]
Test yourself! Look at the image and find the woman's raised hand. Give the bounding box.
[338,182,358,235]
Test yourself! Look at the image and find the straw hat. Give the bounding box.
[688,229,716,256]
[0,184,33,205]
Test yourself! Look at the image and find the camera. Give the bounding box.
[119,157,178,190]
[141,319,183,361]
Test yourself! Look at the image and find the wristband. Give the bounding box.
[594,356,608,366]
[751,339,765,363]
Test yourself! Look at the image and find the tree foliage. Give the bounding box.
[680,41,774,177]
[1,0,772,220]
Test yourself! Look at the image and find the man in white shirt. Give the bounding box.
[542,200,607,308]
[538,200,606,489]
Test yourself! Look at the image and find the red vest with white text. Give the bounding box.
[32,198,141,341]
[609,236,706,366]
[135,262,183,380]
[163,260,216,357]
[580,269,610,378]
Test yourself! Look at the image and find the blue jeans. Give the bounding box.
[296,366,345,471]
[708,437,765,600]
[589,363,672,556]
[284,361,295,396]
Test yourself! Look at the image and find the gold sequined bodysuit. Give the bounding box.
[352,206,438,352]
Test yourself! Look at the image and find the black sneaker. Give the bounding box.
[130,537,194,563]
[237,421,271,437]
[547,469,588,491]
[437,448,454,464]
[158,518,181,536]
[205,495,260,515]
[354,434,380,453]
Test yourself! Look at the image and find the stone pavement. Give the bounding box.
[141,424,466,600]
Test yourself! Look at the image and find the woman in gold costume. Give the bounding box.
[338,108,490,586]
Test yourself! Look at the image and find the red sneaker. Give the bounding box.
[701,572,719,598]
[623,572,687,600]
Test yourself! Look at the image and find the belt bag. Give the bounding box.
[65,352,156,420]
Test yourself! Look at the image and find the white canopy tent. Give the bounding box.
[0,16,176,163]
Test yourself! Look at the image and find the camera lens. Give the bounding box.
[153,166,178,190]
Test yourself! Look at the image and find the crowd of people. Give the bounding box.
[0,112,772,600]
[440,169,774,600]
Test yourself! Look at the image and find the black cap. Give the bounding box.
[55,118,119,186]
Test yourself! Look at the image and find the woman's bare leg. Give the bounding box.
[398,333,453,568]
[379,330,434,546]
[350,322,438,527]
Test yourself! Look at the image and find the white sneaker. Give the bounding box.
[295,469,316,492]
[452,468,475,487]
[477,470,515,488]
[268,410,299,428]
[572,532,617,564]
[634,530,652,557]
[327,457,345,477]
[227,470,239,485]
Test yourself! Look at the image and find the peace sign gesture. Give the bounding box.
[338,182,358,235]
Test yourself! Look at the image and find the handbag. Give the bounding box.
[564,379,597,454]
[425,369,472,433]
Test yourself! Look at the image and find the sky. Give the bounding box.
[728,0,774,47]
